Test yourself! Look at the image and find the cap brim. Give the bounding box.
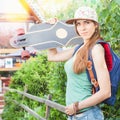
[66,18,98,24]
[66,18,88,24]
[66,18,77,24]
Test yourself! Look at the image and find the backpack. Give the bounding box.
[74,40,120,105]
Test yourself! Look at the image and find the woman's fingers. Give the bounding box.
[46,18,58,24]
[65,104,75,115]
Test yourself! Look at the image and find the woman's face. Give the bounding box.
[75,19,97,41]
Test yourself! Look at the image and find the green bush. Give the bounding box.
[46,62,67,120]
[2,54,67,120]
[2,54,51,120]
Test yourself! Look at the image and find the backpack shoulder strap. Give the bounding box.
[73,43,83,56]
[87,60,99,93]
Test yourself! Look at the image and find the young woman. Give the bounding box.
[47,6,111,120]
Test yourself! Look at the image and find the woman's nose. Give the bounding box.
[78,25,86,31]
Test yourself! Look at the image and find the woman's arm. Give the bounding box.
[47,18,76,62]
[47,47,75,62]
[77,44,111,109]
[65,44,111,115]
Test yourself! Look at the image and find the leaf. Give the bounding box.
[115,0,120,5]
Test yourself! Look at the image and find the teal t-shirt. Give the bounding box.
[64,57,92,107]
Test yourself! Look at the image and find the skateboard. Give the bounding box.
[10,21,83,51]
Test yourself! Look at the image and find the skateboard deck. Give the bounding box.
[10,21,83,50]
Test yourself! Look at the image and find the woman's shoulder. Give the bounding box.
[92,44,105,58]
[92,43,104,52]
[93,43,104,50]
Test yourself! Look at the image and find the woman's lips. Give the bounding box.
[80,32,87,36]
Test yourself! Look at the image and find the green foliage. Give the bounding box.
[2,54,67,120]
[46,62,67,120]
[47,62,66,104]
[97,0,120,55]
[10,54,49,96]
[101,84,120,120]
[2,99,25,120]
[2,54,51,120]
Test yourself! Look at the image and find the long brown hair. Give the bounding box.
[73,21,101,74]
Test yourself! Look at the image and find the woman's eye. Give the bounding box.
[76,23,81,26]
[85,21,90,24]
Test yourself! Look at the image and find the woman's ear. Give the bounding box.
[95,22,99,28]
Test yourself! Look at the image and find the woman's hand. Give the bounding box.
[46,18,58,24]
[65,102,79,115]
[65,103,75,115]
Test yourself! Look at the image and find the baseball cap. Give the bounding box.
[66,6,98,24]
